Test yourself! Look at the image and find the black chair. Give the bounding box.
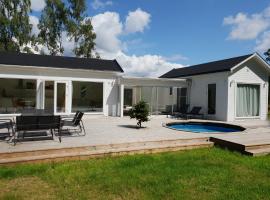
[171,104,189,118]
[61,111,86,135]
[183,106,203,119]
[0,118,15,143]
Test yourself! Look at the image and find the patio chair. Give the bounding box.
[182,106,203,119]
[61,111,86,135]
[0,118,15,143]
[171,104,189,118]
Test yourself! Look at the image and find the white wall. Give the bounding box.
[188,72,229,121]
[228,59,269,121]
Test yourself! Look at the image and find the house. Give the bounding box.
[0,52,187,117]
[0,52,269,122]
[160,53,270,121]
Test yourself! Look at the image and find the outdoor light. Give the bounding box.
[230,80,235,87]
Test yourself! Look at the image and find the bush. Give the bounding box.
[128,101,150,128]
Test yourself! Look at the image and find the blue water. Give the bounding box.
[168,124,240,133]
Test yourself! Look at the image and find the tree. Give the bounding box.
[66,0,96,58]
[0,0,34,52]
[264,49,270,62]
[129,101,150,128]
[38,0,97,57]
[74,18,97,58]
[38,0,67,55]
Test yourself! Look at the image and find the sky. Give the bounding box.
[30,0,270,77]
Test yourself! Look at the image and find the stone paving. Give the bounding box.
[1,116,270,154]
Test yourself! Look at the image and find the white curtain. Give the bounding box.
[236,84,260,117]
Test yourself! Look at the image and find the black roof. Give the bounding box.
[0,52,124,73]
[160,54,253,78]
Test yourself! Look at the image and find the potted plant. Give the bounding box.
[129,101,150,128]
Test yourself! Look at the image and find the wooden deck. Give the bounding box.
[210,127,270,156]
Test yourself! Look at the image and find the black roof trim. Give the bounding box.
[0,52,124,73]
[160,54,253,78]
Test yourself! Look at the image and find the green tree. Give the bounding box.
[38,0,67,55]
[74,18,97,58]
[0,0,34,52]
[264,49,270,62]
[38,0,97,57]
[66,0,97,58]
[129,101,150,128]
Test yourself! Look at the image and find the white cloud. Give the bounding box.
[162,54,188,62]
[116,52,184,77]
[125,8,151,34]
[223,12,270,40]
[29,15,39,36]
[31,0,45,12]
[91,0,113,10]
[255,31,270,52]
[91,12,123,54]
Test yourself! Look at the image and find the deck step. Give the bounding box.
[245,147,270,156]
[245,143,270,151]
[0,139,213,165]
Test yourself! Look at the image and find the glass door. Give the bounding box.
[55,81,68,114]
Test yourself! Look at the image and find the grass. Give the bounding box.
[0,147,270,200]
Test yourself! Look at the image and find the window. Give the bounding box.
[72,81,103,112]
[169,87,173,95]
[124,88,133,106]
[236,84,260,117]
[208,84,216,114]
[177,88,187,111]
[0,78,36,113]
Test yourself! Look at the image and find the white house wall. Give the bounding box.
[228,59,269,121]
[188,72,229,121]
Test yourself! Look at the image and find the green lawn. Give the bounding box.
[1,147,270,200]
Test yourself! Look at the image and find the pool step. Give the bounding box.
[0,138,213,165]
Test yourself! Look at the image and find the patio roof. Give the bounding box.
[120,76,188,87]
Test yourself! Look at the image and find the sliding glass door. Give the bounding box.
[55,81,68,114]
[236,84,260,117]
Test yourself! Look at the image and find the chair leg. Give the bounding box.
[58,128,62,143]
[80,120,86,135]
[50,129,54,139]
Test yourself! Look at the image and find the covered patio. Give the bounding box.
[120,77,189,117]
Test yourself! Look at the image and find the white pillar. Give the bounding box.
[119,84,124,117]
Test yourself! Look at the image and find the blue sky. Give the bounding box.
[30,0,270,76]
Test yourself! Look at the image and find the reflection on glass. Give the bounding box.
[72,81,103,112]
[45,81,54,113]
[57,82,66,113]
[0,78,36,113]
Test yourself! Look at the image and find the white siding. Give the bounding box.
[228,59,269,121]
[188,72,229,121]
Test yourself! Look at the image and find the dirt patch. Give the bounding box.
[0,176,57,199]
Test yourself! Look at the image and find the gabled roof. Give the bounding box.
[0,52,124,73]
[160,54,253,78]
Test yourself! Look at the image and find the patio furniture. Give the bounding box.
[15,115,62,144]
[182,106,203,119]
[171,104,189,118]
[61,111,86,135]
[0,118,15,143]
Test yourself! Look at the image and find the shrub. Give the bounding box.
[128,101,150,128]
